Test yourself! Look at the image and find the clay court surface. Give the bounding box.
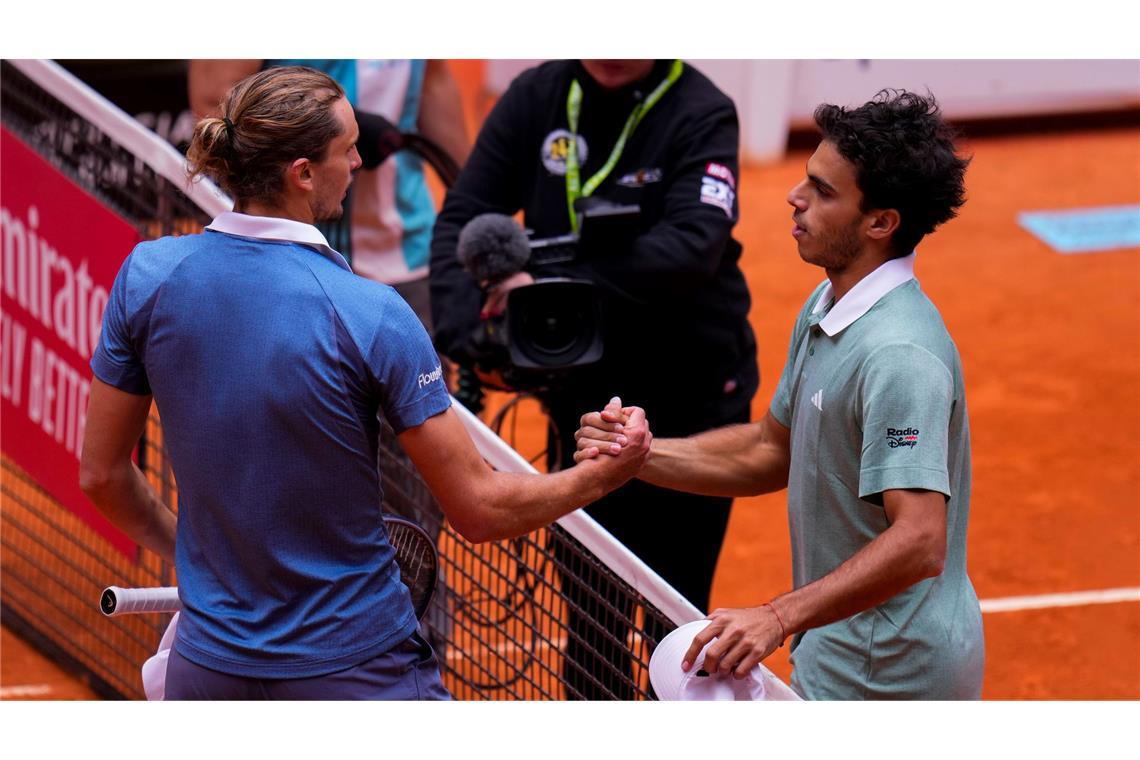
[2,68,1138,700]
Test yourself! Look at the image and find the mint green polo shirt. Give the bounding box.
[770,254,984,700]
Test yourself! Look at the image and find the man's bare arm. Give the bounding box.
[641,411,791,496]
[686,487,948,677]
[575,401,791,497]
[79,379,177,562]
[398,402,650,543]
[188,60,262,118]
[417,60,471,167]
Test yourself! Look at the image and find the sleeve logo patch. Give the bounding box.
[705,162,736,189]
[418,364,443,389]
[886,427,920,448]
[700,176,735,217]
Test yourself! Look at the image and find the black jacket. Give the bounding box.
[430,60,758,430]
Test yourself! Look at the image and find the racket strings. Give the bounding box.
[385,517,439,620]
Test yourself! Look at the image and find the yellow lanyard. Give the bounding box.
[564,60,683,232]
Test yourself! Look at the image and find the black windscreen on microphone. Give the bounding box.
[456,213,531,286]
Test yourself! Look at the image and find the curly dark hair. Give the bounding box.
[814,89,970,257]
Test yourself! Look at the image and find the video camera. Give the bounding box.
[455,201,640,394]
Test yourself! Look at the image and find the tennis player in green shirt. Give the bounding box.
[575,89,984,699]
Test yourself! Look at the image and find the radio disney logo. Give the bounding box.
[417,364,443,389]
[886,427,920,448]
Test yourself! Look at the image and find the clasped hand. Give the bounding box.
[573,396,638,462]
[571,396,652,487]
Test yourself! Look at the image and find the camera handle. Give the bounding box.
[454,364,486,415]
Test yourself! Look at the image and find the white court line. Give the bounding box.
[444,588,1140,661]
[0,684,53,698]
[980,587,1140,613]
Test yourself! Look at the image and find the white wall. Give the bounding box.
[784,60,1140,123]
[485,59,1140,164]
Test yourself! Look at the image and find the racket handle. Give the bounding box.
[100,586,182,617]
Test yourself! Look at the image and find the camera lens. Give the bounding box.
[507,280,604,371]
[519,301,587,358]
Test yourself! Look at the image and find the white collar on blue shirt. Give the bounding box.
[205,211,350,271]
[811,252,917,337]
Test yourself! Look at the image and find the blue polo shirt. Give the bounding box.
[92,212,451,678]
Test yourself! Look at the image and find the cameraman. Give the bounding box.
[429,60,759,699]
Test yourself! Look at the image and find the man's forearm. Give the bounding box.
[679,490,947,679]
[419,60,471,166]
[187,59,261,118]
[769,499,946,641]
[401,406,650,544]
[640,417,790,497]
[456,460,615,543]
[80,380,177,563]
[83,462,177,563]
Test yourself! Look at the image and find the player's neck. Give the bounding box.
[825,247,894,303]
[234,196,315,226]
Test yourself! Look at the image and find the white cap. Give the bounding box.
[649,619,768,701]
[141,612,180,700]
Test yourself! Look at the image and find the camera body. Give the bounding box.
[470,277,604,392]
[466,201,639,393]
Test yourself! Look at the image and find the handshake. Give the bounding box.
[573,396,650,472]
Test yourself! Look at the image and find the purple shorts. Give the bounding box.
[165,631,452,700]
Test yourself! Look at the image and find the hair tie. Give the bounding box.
[222,117,235,134]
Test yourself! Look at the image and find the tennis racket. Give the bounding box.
[377,515,439,620]
[100,515,439,620]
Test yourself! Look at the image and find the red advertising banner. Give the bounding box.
[1,127,139,558]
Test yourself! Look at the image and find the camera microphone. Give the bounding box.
[456,213,532,286]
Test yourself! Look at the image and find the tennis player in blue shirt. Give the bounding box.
[79,66,650,700]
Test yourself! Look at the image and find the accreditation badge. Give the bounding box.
[541,129,588,176]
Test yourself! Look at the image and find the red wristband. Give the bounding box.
[763,602,787,647]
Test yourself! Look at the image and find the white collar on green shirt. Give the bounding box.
[205,211,350,271]
[811,252,917,337]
